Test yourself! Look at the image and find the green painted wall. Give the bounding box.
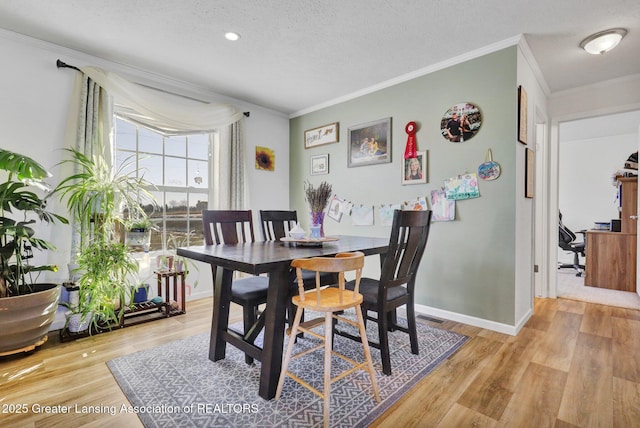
[290,47,518,325]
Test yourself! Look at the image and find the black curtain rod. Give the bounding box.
[55,59,250,117]
[56,59,80,71]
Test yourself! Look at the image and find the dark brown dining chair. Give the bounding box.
[336,209,432,375]
[259,210,336,324]
[202,209,269,364]
[259,209,299,242]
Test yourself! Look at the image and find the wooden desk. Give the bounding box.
[584,230,637,292]
[177,235,388,399]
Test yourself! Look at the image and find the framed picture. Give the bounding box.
[518,86,528,144]
[255,146,275,171]
[440,102,482,143]
[525,148,534,198]
[310,153,329,175]
[347,117,391,167]
[402,151,427,185]
[304,122,339,149]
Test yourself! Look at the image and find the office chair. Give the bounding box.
[558,211,585,277]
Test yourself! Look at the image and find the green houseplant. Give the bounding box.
[124,215,156,250]
[54,147,154,333]
[0,149,68,354]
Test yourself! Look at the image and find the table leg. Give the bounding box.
[179,272,186,312]
[209,265,233,362]
[258,269,289,400]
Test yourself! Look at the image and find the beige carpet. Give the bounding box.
[557,270,640,310]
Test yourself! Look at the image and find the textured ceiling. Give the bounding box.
[0,0,638,114]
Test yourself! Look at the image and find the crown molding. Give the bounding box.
[290,35,523,118]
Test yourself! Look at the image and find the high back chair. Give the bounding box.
[275,252,380,428]
[202,210,269,364]
[259,209,298,241]
[337,209,432,375]
[259,210,337,325]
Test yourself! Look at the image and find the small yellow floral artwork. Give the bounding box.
[255,146,275,171]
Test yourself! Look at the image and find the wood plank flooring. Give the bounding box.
[1,297,639,427]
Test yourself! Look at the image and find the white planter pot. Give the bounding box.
[66,311,92,333]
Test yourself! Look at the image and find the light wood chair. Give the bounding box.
[275,252,380,428]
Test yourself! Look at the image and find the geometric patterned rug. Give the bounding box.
[107,310,468,427]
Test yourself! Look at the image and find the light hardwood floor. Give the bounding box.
[2,297,639,427]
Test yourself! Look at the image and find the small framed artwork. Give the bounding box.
[304,122,339,149]
[310,153,329,175]
[347,117,391,168]
[518,86,528,144]
[525,148,534,198]
[402,151,427,185]
[255,146,275,171]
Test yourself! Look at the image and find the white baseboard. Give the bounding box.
[413,303,529,336]
[188,289,213,302]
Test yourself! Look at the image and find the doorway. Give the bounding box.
[554,110,640,307]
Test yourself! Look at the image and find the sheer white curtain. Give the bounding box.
[64,66,248,215]
[213,122,248,210]
[79,66,244,134]
[62,73,113,256]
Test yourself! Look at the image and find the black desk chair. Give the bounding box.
[336,209,432,375]
[558,211,585,277]
[202,209,269,364]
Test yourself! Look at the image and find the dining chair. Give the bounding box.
[336,209,433,375]
[275,252,380,428]
[259,209,299,242]
[202,209,269,364]
[259,210,336,323]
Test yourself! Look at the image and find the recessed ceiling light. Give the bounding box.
[225,32,240,41]
[580,28,627,55]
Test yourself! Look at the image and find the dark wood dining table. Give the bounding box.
[177,234,388,400]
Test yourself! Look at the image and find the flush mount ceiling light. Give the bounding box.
[580,28,627,55]
[224,32,241,41]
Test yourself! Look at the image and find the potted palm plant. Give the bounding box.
[0,149,68,355]
[54,146,154,333]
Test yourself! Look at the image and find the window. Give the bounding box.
[115,116,211,251]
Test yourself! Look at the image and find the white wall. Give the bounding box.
[515,42,548,329]
[0,29,290,301]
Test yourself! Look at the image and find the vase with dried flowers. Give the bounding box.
[304,180,332,237]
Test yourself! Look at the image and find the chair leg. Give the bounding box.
[378,309,392,375]
[323,312,333,428]
[275,306,304,400]
[243,305,256,365]
[355,305,380,402]
[387,310,397,331]
[406,303,419,355]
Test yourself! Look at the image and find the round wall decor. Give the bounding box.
[440,102,482,143]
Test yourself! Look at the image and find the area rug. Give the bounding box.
[107,311,468,427]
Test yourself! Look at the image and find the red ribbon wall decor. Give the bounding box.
[404,121,418,159]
